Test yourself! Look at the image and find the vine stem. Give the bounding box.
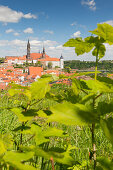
[50,157,55,170]
[94,55,98,81]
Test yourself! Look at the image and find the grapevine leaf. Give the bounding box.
[63,38,94,56]
[49,101,98,125]
[0,134,13,156]
[30,78,51,100]
[24,124,66,145]
[72,78,82,95]
[80,79,112,93]
[21,146,75,166]
[97,100,113,116]
[0,139,6,156]
[3,151,38,170]
[80,93,95,104]
[97,76,113,89]
[96,157,113,170]
[100,117,113,145]
[35,147,74,166]
[89,23,113,45]
[92,44,106,59]
[11,108,38,122]
[8,83,29,97]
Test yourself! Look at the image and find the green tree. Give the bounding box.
[48,62,53,69]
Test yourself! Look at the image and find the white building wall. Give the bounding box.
[60,59,64,69]
[33,60,37,64]
[45,61,60,68]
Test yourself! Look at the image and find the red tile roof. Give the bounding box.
[28,67,43,77]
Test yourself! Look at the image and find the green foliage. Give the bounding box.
[63,37,94,56]
[96,157,113,170]
[49,101,96,125]
[3,151,38,170]
[48,62,53,68]
[89,23,113,45]
[100,117,113,145]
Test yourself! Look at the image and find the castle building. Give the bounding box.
[5,40,64,69]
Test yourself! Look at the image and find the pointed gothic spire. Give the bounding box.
[42,46,46,58]
[43,46,45,54]
[60,54,63,59]
[27,39,30,59]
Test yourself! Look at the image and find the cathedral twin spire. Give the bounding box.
[27,40,45,59]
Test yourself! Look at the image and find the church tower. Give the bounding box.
[42,46,45,58]
[27,39,30,59]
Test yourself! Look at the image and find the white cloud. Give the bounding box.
[44,30,54,34]
[6,29,20,36]
[70,22,77,26]
[43,40,57,46]
[81,0,96,11]
[6,29,14,33]
[70,22,87,30]
[23,13,37,19]
[0,6,37,23]
[23,28,34,34]
[72,31,81,38]
[100,20,113,26]
[13,32,20,36]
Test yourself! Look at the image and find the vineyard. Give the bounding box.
[0,23,113,170]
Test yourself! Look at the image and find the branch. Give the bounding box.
[81,89,88,95]
[30,98,44,107]
[22,134,35,145]
[95,93,102,100]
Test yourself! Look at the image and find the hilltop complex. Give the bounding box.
[0,40,67,89]
[5,40,64,69]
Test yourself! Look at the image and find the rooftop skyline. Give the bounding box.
[0,0,113,61]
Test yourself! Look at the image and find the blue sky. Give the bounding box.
[0,0,113,60]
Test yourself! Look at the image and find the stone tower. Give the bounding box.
[60,54,64,69]
[27,39,30,59]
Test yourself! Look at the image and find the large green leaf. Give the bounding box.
[97,76,113,89]
[96,157,113,170]
[84,36,106,59]
[0,135,13,156]
[80,93,95,104]
[80,79,112,94]
[8,83,29,97]
[97,100,113,117]
[89,23,113,45]
[48,101,98,125]
[100,117,113,145]
[11,108,38,122]
[35,146,75,166]
[23,124,66,145]
[63,38,94,56]
[0,139,6,156]
[92,44,106,59]
[30,78,51,100]
[21,145,75,166]
[3,151,38,170]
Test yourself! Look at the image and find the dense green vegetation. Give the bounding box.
[64,60,113,71]
[0,57,5,64]
[1,23,113,170]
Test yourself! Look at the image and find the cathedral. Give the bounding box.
[5,40,64,69]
